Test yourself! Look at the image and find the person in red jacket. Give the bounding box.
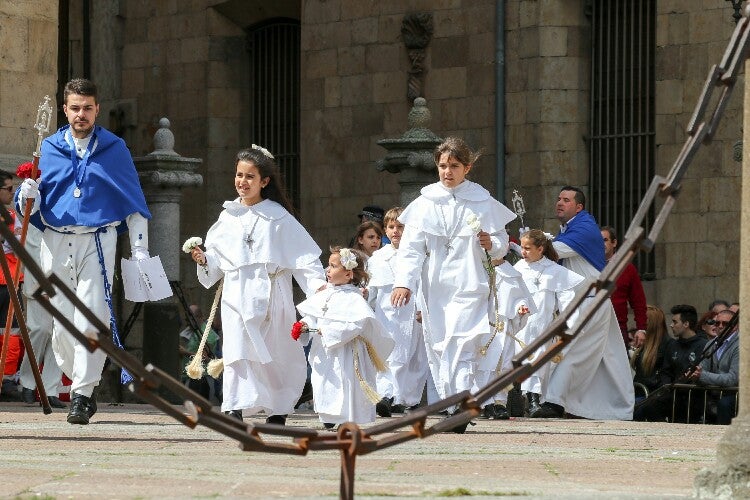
[0,171,23,383]
[601,226,647,349]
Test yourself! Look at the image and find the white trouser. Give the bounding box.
[18,295,61,394]
[40,228,115,398]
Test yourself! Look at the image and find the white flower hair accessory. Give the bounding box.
[543,232,555,241]
[466,214,482,234]
[339,248,358,270]
[251,143,274,159]
[182,236,203,253]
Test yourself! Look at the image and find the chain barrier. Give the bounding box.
[5,10,749,499]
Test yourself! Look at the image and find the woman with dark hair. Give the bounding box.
[697,310,718,339]
[190,146,327,425]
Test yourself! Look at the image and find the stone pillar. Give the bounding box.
[693,37,750,498]
[376,98,442,206]
[133,118,202,383]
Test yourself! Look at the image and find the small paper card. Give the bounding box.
[121,256,172,302]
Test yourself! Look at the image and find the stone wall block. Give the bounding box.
[539,90,580,123]
[27,19,56,75]
[506,92,528,125]
[538,122,581,151]
[180,37,209,64]
[365,43,401,73]
[433,9,466,38]
[539,57,584,90]
[507,124,536,153]
[207,87,241,118]
[147,15,170,42]
[350,103,384,136]
[468,32,495,64]
[656,277,714,314]
[351,17,378,44]
[302,22,352,51]
[668,12,689,45]
[539,0,585,27]
[0,15,29,72]
[324,77,341,108]
[664,242,697,277]
[425,67,467,99]
[300,78,323,110]
[518,27,540,59]
[340,74,373,107]
[661,213,707,242]
[122,68,145,97]
[304,0,341,24]
[372,71,403,104]
[338,46,366,75]
[506,1,520,30]
[0,1,56,20]
[304,49,338,79]
[464,4,495,35]
[467,64,495,96]
[519,0,538,28]
[566,25,589,58]
[207,117,239,148]
[539,26,568,57]
[688,9,732,45]
[539,150,583,185]
[431,37,469,68]
[669,177,700,213]
[695,242,726,277]
[458,95,494,129]
[340,0,376,21]
[655,80,684,115]
[656,45,682,80]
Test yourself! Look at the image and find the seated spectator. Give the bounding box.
[635,304,707,422]
[631,305,669,401]
[696,310,718,339]
[687,309,739,425]
[729,302,739,313]
[708,299,730,314]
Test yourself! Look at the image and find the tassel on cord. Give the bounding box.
[186,278,223,380]
[352,339,385,404]
[206,358,224,378]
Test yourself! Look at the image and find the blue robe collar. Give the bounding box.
[554,209,606,271]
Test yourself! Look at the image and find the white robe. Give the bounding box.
[198,199,326,415]
[513,257,584,395]
[367,244,429,407]
[472,261,537,405]
[298,284,395,425]
[548,240,635,420]
[394,180,516,401]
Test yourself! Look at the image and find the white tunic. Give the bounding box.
[473,261,537,404]
[367,244,429,407]
[549,241,635,420]
[394,180,516,400]
[198,199,326,415]
[298,284,395,425]
[513,256,584,395]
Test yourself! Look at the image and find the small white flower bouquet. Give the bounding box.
[182,237,203,254]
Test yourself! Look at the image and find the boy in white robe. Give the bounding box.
[368,207,429,415]
[191,147,326,424]
[297,248,394,426]
[391,137,516,433]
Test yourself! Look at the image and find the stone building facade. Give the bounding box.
[0,0,743,388]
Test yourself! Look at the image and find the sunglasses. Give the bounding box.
[714,320,731,327]
[0,186,13,192]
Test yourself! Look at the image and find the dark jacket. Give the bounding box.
[659,334,708,386]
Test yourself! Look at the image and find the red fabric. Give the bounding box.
[0,209,23,285]
[0,334,23,375]
[609,262,647,345]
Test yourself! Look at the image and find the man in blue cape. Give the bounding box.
[529,186,634,420]
[16,78,151,425]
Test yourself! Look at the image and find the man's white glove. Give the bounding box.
[519,226,530,238]
[132,247,150,261]
[19,178,40,201]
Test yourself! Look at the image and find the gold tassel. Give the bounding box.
[185,279,223,380]
[352,343,382,404]
[359,336,387,372]
[206,358,224,378]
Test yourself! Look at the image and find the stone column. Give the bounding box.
[376,98,442,206]
[693,45,750,498]
[133,118,202,383]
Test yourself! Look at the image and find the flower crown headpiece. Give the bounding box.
[338,248,358,271]
[251,144,274,159]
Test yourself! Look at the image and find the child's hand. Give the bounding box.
[477,230,492,251]
[518,304,530,316]
[391,287,411,307]
[360,287,368,300]
[191,247,207,266]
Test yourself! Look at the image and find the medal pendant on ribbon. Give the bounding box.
[73,187,82,198]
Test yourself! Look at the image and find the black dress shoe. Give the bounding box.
[526,392,542,417]
[48,396,67,409]
[375,397,392,417]
[67,394,96,425]
[530,402,564,418]
[224,410,243,421]
[480,405,495,419]
[323,422,336,430]
[492,404,510,420]
[390,404,406,414]
[265,414,287,425]
[21,387,36,405]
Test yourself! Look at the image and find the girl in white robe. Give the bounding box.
[513,229,584,415]
[391,137,516,431]
[472,259,536,419]
[368,207,429,414]
[297,247,394,426]
[191,147,327,424]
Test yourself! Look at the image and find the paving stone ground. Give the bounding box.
[0,403,726,499]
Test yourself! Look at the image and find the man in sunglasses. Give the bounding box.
[687,309,739,424]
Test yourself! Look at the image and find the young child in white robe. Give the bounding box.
[190,146,327,425]
[472,258,536,419]
[296,247,394,427]
[367,207,429,416]
[513,229,584,416]
[391,137,517,433]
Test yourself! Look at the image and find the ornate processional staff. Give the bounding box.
[0,96,53,411]
[512,189,526,229]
